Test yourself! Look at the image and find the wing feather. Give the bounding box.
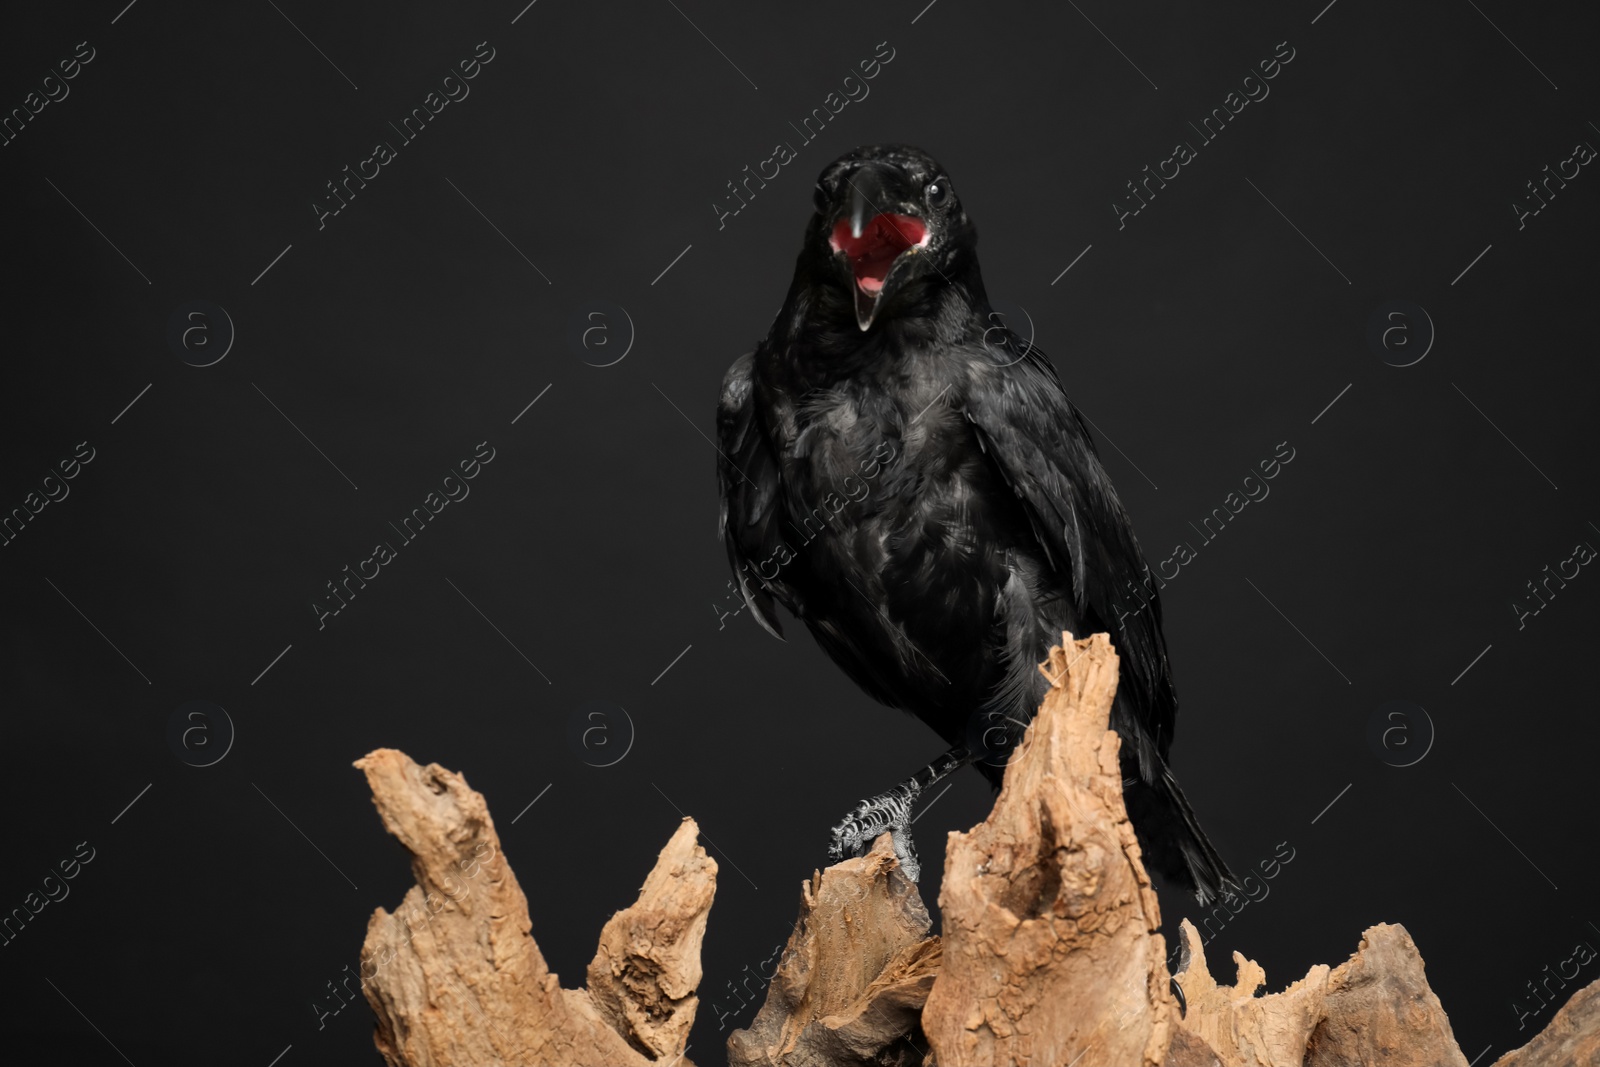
[961,333,1178,758]
[716,352,797,639]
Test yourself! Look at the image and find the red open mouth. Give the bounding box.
[829,214,927,296]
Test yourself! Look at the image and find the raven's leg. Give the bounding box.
[827,745,972,882]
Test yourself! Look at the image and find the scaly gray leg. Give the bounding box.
[827,746,972,882]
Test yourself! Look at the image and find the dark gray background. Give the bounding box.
[2,0,1596,1064]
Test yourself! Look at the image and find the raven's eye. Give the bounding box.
[813,182,830,214]
[926,179,950,208]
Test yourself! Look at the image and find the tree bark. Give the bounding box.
[1168,917,1330,1067]
[921,632,1177,1067]
[727,832,940,1067]
[354,749,713,1067]
[1302,923,1469,1067]
[350,633,1599,1067]
[1493,977,1600,1067]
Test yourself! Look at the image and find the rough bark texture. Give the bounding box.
[1164,1025,1226,1067]
[1170,918,1329,1067]
[727,831,939,1067]
[922,632,1178,1067]
[354,748,713,1067]
[587,820,717,1060]
[350,635,1600,1067]
[1494,976,1600,1067]
[1303,923,1469,1067]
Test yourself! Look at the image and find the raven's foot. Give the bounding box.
[827,782,921,882]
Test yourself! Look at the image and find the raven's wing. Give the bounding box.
[716,351,798,639]
[961,332,1177,765]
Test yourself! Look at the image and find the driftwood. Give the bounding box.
[354,749,714,1067]
[352,632,1599,1066]
[1494,978,1600,1067]
[727,833,939,1067]
[1303,923,1469,1067]
[921,635,1176,1066]
[1168,917,1329,1066]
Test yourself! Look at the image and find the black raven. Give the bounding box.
[715,144,1235,903]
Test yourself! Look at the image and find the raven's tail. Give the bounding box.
[1123,762,1237,906]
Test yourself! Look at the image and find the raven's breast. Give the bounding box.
[782,407,1045,736]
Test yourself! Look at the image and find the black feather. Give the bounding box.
[715,144,1236,902]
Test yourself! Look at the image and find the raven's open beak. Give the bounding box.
[830,166,928,331]
[849,174,875,240]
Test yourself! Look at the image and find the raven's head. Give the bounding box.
[809,144,975,332]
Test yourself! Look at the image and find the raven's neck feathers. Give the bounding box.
[766,251,991,384]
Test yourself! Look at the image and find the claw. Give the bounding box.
[890,826,921,882]
[827,784,923,881]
